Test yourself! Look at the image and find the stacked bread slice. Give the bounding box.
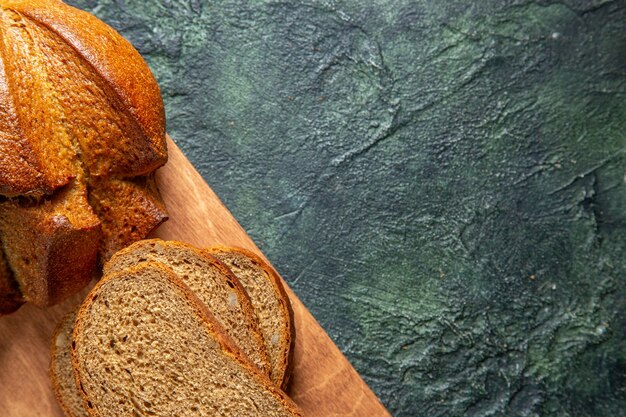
[206,246,295,390]
[50,239,300,417]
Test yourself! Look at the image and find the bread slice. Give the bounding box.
[72,261,304,417]
[104,239,270,375]
[206,246,295,389]
[50,309,89,417]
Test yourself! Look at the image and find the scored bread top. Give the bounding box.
[0,0,168,310]
[104,239,270,376]
[8,0,167,160]
[71,261,304,417]
[207,245,295,390]
[0,0,167,196]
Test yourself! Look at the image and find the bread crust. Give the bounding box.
[0,183,101,307]
[0,7,77,198]
[206,245,296,391]
[1,0,167,173]
[0,0,168,310]
[71,262,303,417]
[0,32,72,197]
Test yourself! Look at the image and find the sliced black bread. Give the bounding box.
[206,245,295,389]
[50,308,88,417]
[103,239,270,376]
[71,261,304,417]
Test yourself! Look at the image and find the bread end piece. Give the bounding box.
[206,245,295,390]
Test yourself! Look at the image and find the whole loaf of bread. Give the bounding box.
[0,0,168,313]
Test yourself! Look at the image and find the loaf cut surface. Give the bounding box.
[72,262,304,417]
[207,246,295,389]
[0,0,168,311]
[104,239,270,375]
[50,308,89,417]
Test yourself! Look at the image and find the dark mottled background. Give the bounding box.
[67,0,626,415]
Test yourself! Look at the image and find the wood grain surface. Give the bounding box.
[0,137,390,417]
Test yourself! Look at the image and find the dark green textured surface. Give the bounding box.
[68,1,626,415]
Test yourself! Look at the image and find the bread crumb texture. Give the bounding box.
[104,240,271,376]
[73,262,303,417]
[208,247,294,389]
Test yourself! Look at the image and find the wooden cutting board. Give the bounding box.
[0,137,390,417]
